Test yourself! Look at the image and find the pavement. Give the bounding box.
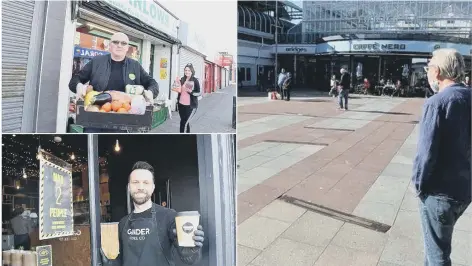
[236,92,472,266]
[151,84,236,133]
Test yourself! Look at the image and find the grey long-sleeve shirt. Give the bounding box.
[10,216,32,235]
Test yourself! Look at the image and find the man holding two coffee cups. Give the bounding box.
[100,161,205,266]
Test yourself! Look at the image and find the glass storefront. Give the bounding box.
[72,21,143,76]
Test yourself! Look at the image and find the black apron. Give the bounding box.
[121,205,171,266]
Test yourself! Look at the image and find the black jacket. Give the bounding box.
[340,73,351,90]
[177,76,201,109]
[68,54,159,97]
[115,203,201,266]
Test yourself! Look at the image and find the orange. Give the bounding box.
[99,109,107,113]
[117,108,128,113]
[122,102,131,111]
[101,102,112,112]
[111,101,122,112]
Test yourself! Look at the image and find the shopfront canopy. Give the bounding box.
[79,0,181,45]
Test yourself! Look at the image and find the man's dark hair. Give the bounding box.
[130,161,155,182]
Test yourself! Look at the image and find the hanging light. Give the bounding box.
[114,139,121,152]
[23,168,27,179]
[71,153,76,160]
[12,134,16,137]
[36,145,42,160]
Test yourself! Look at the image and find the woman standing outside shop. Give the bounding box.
[172,64,201,133]
[10,207,32,250]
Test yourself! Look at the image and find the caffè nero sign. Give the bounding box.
[352,43,407,51]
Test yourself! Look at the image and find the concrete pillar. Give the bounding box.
[140,40,152,73]
[35,1,73,132]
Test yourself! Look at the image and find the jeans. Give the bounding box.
[419,194,470,266]
[14,234,31,250]
[178,103,193,133]
[283,89,290,101]
[338,90,348,109]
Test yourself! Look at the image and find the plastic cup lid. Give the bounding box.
[176,211,200,217]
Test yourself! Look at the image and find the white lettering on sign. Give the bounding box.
[127,228,150,236]
[352,43,406,51]
[285,47,308,53]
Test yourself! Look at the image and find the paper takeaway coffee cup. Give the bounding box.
[100,222,120,260]
[175,211,200,247]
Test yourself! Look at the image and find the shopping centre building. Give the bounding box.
[238,0,472,90]
[2,0,234,133]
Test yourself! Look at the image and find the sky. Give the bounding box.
[161,1,237,60]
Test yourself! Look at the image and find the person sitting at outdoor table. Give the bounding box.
[363,78,371,95]
[68,32,159,133]
[391,80,403,97]
[383,79,396,96]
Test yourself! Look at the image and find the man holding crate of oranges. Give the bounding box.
[68,32,159,132]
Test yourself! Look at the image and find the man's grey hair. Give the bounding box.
[431,48,465,82]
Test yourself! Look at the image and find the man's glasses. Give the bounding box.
[111,40,128,46]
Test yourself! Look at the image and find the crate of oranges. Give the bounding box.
[75,88,154,132]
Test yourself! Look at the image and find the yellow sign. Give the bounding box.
[160,69,167,80]
[160,58,168,68]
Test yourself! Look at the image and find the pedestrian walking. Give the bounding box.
[337,68,350,110]
[412,48,471,266]
[277,68,287,99]
[282,72,292,101]
[463,76,470,87]
[329,75,337,97]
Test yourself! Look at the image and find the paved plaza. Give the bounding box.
[237,92,472,266]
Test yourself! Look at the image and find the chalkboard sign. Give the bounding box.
[37,245,53,266]
[39,151,74,240]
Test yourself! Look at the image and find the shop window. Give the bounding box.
[73,21,142,75]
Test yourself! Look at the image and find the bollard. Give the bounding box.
[232,96,236,129]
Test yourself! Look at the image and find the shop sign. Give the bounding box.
[285,47,307,53]
[36,245,53,266]
[102,0,179,38]
[276,45,316,54]
[74,46,109,58]
[352,43,406,51]
[39,151,74,240]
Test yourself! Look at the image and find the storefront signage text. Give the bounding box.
[102,0,178,38]
[352,43,406,51]
[39,152,74,240]
[74,47,109,58]
[285,47,308,53]
[36,245,53,266]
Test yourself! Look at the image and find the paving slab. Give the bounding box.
[282,211,344,248]
[251,238,324,266]
[237,215,292,250]
[314,245,381,266]
[256,200,307,223]
[237,245,262,266]
[330,223,388,256]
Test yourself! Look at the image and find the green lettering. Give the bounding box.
[143,0,149,16]
[149,4,157,18]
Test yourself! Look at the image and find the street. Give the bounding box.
[236,92,472,266]
[152,84,236,133]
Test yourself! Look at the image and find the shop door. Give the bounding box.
[2,0,37,132]
[204,63,211,94]
[179,48,204,85]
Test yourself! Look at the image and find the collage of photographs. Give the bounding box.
[0,0,471,266]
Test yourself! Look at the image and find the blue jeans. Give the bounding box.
[419,194,470,266]
[338,90,348,109]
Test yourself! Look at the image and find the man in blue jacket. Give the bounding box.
[412,48,471,266]
[69,32,159,132]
